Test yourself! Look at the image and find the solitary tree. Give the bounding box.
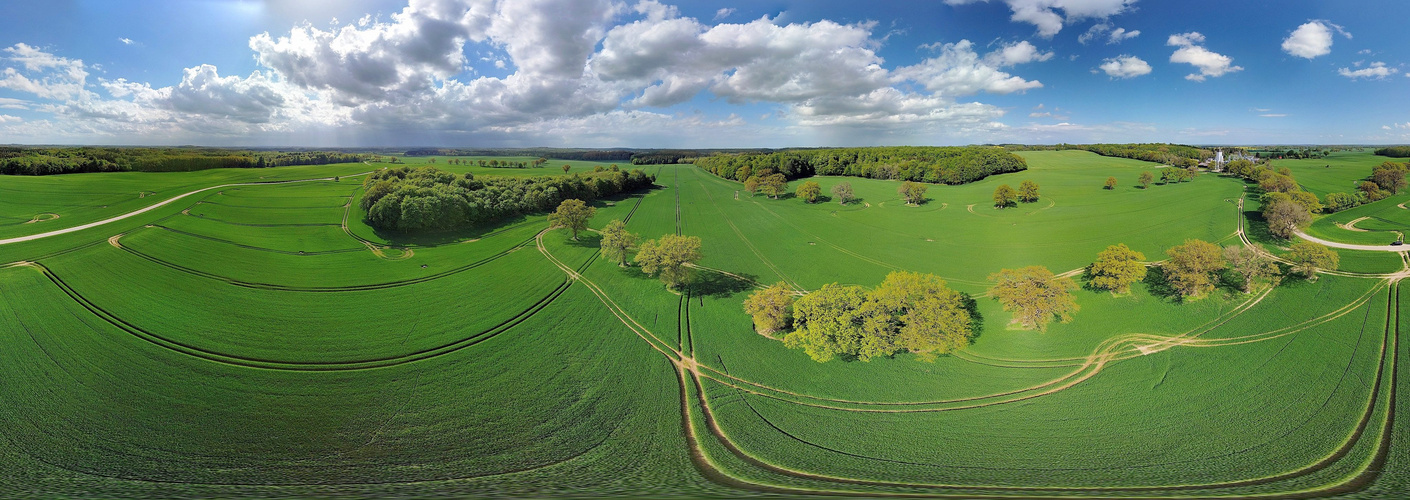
[1287,241,1338,280]
[898,181,929,206]
[796,181,822,203]
[743,282,795,336]
[1263,199,1312,239]
[831,182,855,205]
[760,174,789,199]
[1139,171,1154,189]
[562,164,571,173]
[1089,243,1147,294]
[1223,245,1279,293]
[1104,177,1118,190]
[993,184,1017,208]
[1160,170,1171,184]
[988,266,1079,331]
[1018,180,1040,202]
[635,234,703,290]
[1163,239,1225,298]
[599,219,639,267]
[547,199,596,240]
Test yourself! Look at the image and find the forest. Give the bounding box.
[360,165,655,231]
[693,146,1028,185]
[0,147,366,175]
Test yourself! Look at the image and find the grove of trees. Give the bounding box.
[898,181,929,206]
[783,272,975,362]
[694,146,1029,185]
[0,147,366,175]
[361,166,655,232]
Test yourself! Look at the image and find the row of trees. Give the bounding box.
[0,147,366,175]
[548,201,704,290]
[361,166,654,232]
[1088,240,1337,300]
[1006,143,1207,167]
[695,147,1029,186]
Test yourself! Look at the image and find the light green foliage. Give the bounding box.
[634,233,702,289]
[759,174,788,199]
[785,283,876,362]
[987,266,1078,331]
[548,199,596,240]
[1089,243,1146,294]
[796,181,822,203]
[1288,241,1339,279]
[599,219,638,266]
[993,184,1016,208]
[1138,171,1154,189]
[1019,180,1040,201]
[1104,176,1117,190]
[743,283,794,335]
[897,181,928,205]
[785,272,973,362]
[1163,239,1225,298]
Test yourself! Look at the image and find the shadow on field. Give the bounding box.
[688,270,759,299]
[1141,266,1182,302]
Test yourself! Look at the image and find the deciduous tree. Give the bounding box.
[743,283,794,336]
[898,181,929,205]
[1139,171,1154,189]
[1373,162,1408,194]
[1263,199,1312,239]
[831,182,855,205]
[547,199,596,240]
[562,164,571,173]
[988,266,1078,331]
[599,219,638,267]
[1089,243,1147,294]
[1018,180,1040,202]
[743,176,761,196]
[1223,245,1278,292]
[993,184,1017,208]
[785,284,874,362]
[635,234,703,290]
[796,181,822,203]
[868,272,973,360]
[1163,239,1225,298]
[1104,177,1117,190]
[760,174,789,199]
[1287,241,1338,280]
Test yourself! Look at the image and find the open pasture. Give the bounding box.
[0,151,1407,498]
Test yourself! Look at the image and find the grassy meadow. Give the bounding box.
[0,150,1407,498]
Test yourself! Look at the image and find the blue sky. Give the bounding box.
[0,0,1406,147]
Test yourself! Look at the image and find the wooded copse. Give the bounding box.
[361,166,655,232]
[694,146,1028,185]
[0,147,367,175]
[1376,146,1410,158]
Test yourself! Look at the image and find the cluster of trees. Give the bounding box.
[695,147,1028,185]
[0,147,366,175]
[404,148,636,162]
[1253,148,1331,160]
[752,272,975,362]
[438,158,549,168]
[546,202,702,290]
[1221,159,1323,237]
[1377,147,1410,158]
[742,172,789,199]
[991,180,1039,208]
[361,166,654,232]
[1088,239,1337,300]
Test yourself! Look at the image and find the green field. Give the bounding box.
[2,150,1408,498]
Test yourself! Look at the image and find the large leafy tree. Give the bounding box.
[1287,241,1339,280]
[1139,171,1154,189]
[869,271,974,360]
[743,283,795,336]
[634,234,703,290]
[1089,243,1147,294]
[993,184,1017,208]
[898,181,929,205]
[599,219,638,267]
[796,181,822,203]
[1263,198,1312,239]
[547,199,596,240]
[760,174,789,199]
[785,284,875,362]
[1373,162,1408,194]
[1163,239,1225,298]
[1223,245,1279,293]
[988,266,1079,331]
[1018,180,1040,202]
[831,182,855,205]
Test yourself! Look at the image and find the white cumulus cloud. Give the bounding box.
[1281,20,1348,59]
[945,0,1138,37]
[1098,55,1150,78]
[1167,32,1242,82]
[1338,61,1394,80]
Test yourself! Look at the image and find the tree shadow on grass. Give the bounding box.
[687,270,759,299]
[1142,266,1183,303]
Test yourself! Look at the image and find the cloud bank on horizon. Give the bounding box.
[0,0,1406,147]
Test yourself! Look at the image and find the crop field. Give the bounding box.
[2,150,1409,498]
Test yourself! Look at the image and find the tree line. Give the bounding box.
[0,147,366,175]
[1376,147,1410,158]
[1005,143,1208,167]
[360,166,654,232]
[695,146,1029,186]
